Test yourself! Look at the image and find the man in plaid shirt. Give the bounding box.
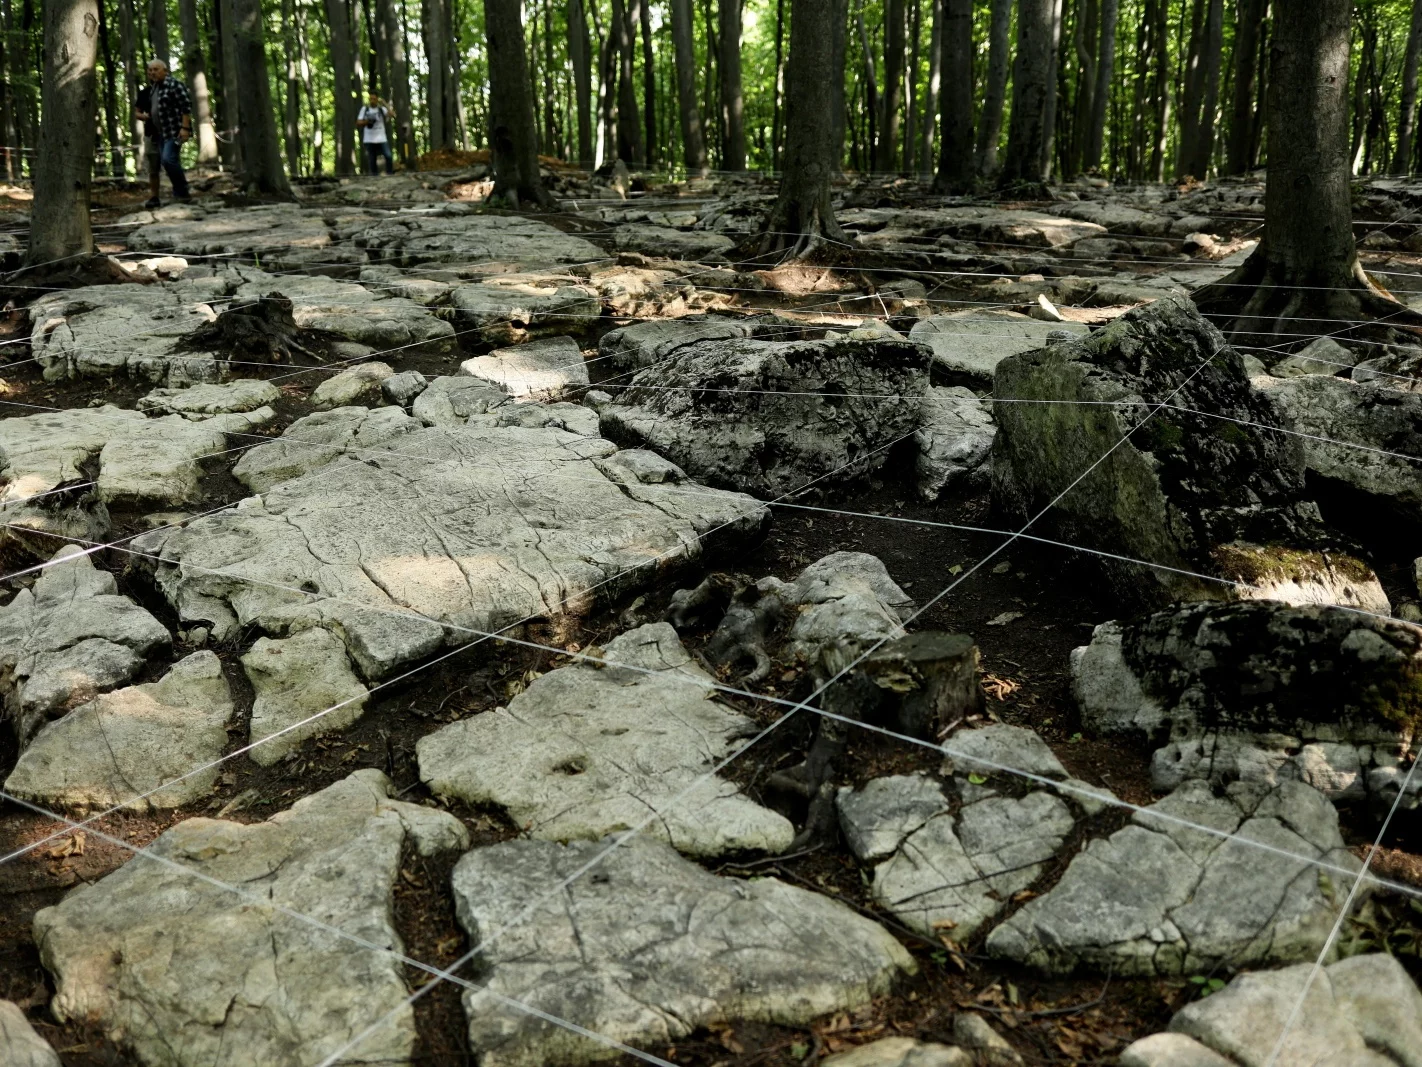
[134,60,193,209]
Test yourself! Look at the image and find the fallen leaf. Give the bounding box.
[986,611,1024,626]
[981,673,1021,700]
[46,832,85,858]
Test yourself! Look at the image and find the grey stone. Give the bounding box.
[596,316,757,373]
[837,774,950,862]
[459,335,589,400]
[418,623,792,856]
[952,1014,1022,1066]
[5,651,233,812]
[410,375,510,426]
[448,275,601,345]
[783,551,914,658]
[381,369,428,407]
[352,212,605,268]
[138,378,282,419]
[469,400,602,436]
[0,1001,60,1067]
[143,422,767,678]
[232,405,420,492]
[1118,1033,1236,1067]
[992,298,1383,610]
[587,264,697,317]
[450,835,914,1067]
[310,361,395,409]
[1269,336,1357,378]
[241,628,369,766]
[612,222,736,261]
[599,335,931,498]
[822,1037,972,1067]
[915,387,995,500]
[126,202,370,259]
[359,264,455,306]
[908,310,1088,386]
[0,546,171,743]
[1329,952,1422,1066]
[942,723,1069,782]
[986,780,1361,975]
[33,770,469,1067]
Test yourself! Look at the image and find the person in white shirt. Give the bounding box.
[356,91,395,174]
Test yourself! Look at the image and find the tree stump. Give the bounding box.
[181,292,323,364]
[861,631,983,739]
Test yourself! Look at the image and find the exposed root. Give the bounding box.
[1,254,141,308]
[180,292,331,365]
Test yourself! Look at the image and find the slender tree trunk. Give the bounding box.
[1395,0,1422,173]
[1084,0,1116,170]
[760,0,849,255]
[1176,0,1205,177]
[856,9,879,168]
[612,0,642,164]
[485,0,552,206]
[975,0,1011,175]
[282,0,301,175]
[218,0,242,169]
[830,0,847,174]
[298,0,322,172]
[324,0,356,173]
[717,0,744,170]
[29,0,98,264]
[1000,0,1055,186]
[231,0,291,195]
[920,0,941,173]
[377,0,413,165]
[1068,0,1099,177]
[178,0,218,162]
[1149,0,1170,179]
[0,0,12,180]
[1040,0,1064,177]
[119,0,141,176]
[567,0,593,166]
[772,0,785,167]
[635,0,654,167]
[879,0,904,171]
[1189,0,1224,177]
[935,0,973,191]
[147,0,168,63]
[670,0,707,174]
[596,9,616,166]
[422,0,448,149]
[97,0,122,177]
[904,0,919,174]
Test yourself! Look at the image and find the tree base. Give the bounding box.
[1,255,138,308]
[181,292,332,364]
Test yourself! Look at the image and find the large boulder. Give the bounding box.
[599,335,931,498]
[991,298,1385,611]
[418,622,793,856]
[450,835,914,1066]
[136,421,768,678]
[596,315,757,374]
[1072,601,1422,810]
[33,770,469,1067]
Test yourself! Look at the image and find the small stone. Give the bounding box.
[0,1000,61,1067]
[822,1037,972,1067]
[837,775,950,862]
[410,374,509,426]
[1270,336,1357,378]
[1118,1032,1235,1067]
[952,1013,1022,1066]
[459,335,589,400]
[241,628,369,766]
[944,724,1069,781]
[380,369,428,407]
[310,361,395,409]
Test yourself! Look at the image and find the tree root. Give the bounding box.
[1,254,142,308]
[180,292,332,365]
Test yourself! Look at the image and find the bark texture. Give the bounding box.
[485,0,553,208]
[934,0,973,192]
[567,0,593,166]
[323,0,357,174]
[974,0,1011,176]
[999,0,1055,186]
[670,0,707,174]
[718,0,745,171]
[28,0,98,265]
[178,0,217,162]
[1084,0,1117,170]
[878,0,904,172]
[231,0,291,197]
[1396,0,1422,173]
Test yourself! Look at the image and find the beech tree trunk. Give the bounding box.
[1195,0,1418,340]
[377,0,413,165]
[282,0,301,174]
[1176,0,1205,178]
[934,0,973,192]
[920,0,941,173]
[118,0,141,175]
[218,0,242,170]
[759,0,850,257]
[28,0,98,264]
[178,0,217,162]
[1395,0,1422,173]
[324,0,356,173]
[97,0,122,177]
[422,0,449,150]
[975,0,1011,176]
[1191,0,1224,178]
[612,0,642,164]
[485,0,552,207]
[718,0,744,171]
[639,0,655,166]
[670,0,707,174]
[1000,0,1055,186]
[232,0,291,196]
[878,0,904,172]
[1084,0,1116,170]
[904,0,920,174]
[147,0,168,63]
[567,0,593,166]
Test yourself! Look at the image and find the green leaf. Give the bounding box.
[968,772,988,785]
[789,1043,810,1060]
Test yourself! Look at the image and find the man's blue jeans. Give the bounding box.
[156,137,189,198]
[363,140,393,174]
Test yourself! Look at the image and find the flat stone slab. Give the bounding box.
[459,335,589,399]
[612,223,736,261]
[353,213,604,269]
[0,547,171,743]
[311,361,396,410]
[1120,954,1422,1066]
[125,202,376,259]
[448,274,601,345]
[822,1038,972,1067]
[231,405,420,492]
[419,622,793,857]
[5,651,233,812]
[33,770,469,1067]
[451,835,914,1067]
[987,779,1361,975]
[140,421,768,678]
[596,315,758,373]
[138,378,282,419]
[241,627,369,766]
[908,310,1088,386]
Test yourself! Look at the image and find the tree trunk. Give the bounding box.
[324,0,357,174]
[97,0,122,177]
[612,0,642,164]
[759,0,850,257]
[147,0,168,64]
[377,0,413,165]
[1084,0,1116,170]
[282,0,301,175]
[878,0,904,172]
[920,0,941,173]
[485,0,552,207]
[670,0,707,174]
[299,0,322,171]
[934,0,973,191]
[566,0,591,166]
[1395,0,1422,173]
[1040,0,1063,177]
[1176,0,1205,178]
[596,8,616,167]
[231,0,291,196]
[829,0,846,174]
[1189,0,1224,178]
[1195,0,1418,340]
[975,0,1011,176]
[1000,0,1055,186]
[422,0,448,150]
[635,0,654,167]
[1068,0,1099,178]
[1,0,15,180]
[718,0,744,170]
[904,0,920,174]
[218,0,242,170]
[856,10,879,168]
[1149,0,1170,179]
[178,0,218,163]
[28,0,97,264]
[118,0,141,176]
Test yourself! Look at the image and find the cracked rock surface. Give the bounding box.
[241,627,369,766]
[598,335,931,498]
[138,421,767,678]
[907,310,1087,387]
[231,405,420,492]
[138,378,282,419]
[0,546,171,744]
[352,212,604,268]
[914,387,994,501]
[1119,953,1422,1066]
[5,651,232,812]
[418,622,793,856]
[459,334,589,399]
[448,274,602,345]
[986,779,1360,975]
[450,835,914,1067]
[33,770,468,1067]
[596,315,757,373]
